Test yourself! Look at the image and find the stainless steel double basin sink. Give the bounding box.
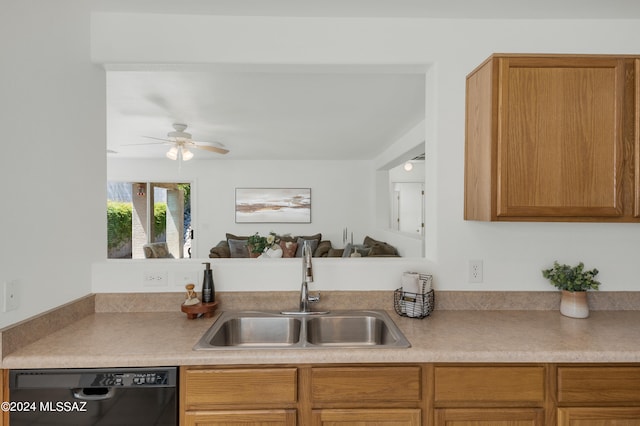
[194,310,411,350]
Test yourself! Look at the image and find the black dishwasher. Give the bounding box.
[9,367,177,426]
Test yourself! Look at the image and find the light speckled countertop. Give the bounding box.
[4,309,640,369]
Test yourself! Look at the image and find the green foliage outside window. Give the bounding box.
[107,202,132,250]
[153,203,167,238]
[107,201,167,249]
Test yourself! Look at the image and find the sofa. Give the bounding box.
[209,233,399,258]
[143,242,174,258]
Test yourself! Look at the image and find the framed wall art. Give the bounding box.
[235,188,311,223]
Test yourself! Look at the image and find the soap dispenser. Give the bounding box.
[201,262,215,304]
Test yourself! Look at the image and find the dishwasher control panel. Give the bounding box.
[12,367,177,389]
[91,371,170,387]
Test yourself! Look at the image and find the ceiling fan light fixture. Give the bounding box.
[181,147,194,161]
[166,146,178,160]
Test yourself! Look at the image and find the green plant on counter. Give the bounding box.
[541,261,600,292]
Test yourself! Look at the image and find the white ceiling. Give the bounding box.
[104,1,640,161]
[92,0,640,19]
[107,67,426,160]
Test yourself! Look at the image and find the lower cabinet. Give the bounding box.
[181,365,423,426]
[309,366,422,425]
[312,409,421,426]
[556,365,640,425]
[433,365,546,426]
[557,407,640,425]
[435,408,544,426]
[184,410,297,426]
[181,367,299,426]
[180,363,640,426]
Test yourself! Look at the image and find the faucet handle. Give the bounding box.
[308,292,320,304]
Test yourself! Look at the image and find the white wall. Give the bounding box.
[97,132,429,294]
[0,1,105,328]
[92,14,640,294]
[4,10,640,328]
[107,158,374,256]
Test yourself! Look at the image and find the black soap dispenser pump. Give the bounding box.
[202,262,215,303]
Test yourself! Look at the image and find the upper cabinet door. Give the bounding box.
[499,56,624,218]
[465,55,637,222]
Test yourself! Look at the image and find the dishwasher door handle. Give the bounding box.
[71,387,116,401]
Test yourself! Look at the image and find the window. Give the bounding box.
[107,181,192,259]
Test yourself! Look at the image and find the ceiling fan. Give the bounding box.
[141,123,229,161]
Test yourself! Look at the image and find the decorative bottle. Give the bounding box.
[201,262,215,303]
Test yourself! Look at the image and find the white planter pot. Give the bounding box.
[560,290,589,319]
[259,246,283,259]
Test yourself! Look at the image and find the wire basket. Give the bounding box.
[393,274,434,319]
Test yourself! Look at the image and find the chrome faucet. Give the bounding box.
[299,240,321,313]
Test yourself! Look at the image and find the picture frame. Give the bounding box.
[235,188,311,223]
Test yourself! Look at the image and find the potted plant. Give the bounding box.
[247,232,282,258]
[541,261,600,318]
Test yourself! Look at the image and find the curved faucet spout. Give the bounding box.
[299,240,320,312]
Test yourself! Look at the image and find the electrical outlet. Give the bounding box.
[143,271,168,287]
[3,280,20,312]
[468,260,483,283]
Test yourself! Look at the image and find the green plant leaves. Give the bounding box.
[541,261,600,292]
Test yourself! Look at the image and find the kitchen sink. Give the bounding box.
[207,315,302,347]
[194,310,410,350]
[306,314,399,346]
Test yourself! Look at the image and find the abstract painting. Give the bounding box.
[235,188,311,223]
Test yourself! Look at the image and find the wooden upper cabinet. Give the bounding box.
[465,54,639,222]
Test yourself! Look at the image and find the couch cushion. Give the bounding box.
[144,242,174,258]
[279,240,298,258]
[143,245,155,258]
[209,241,230,258]
[327,248,344,257]
[341,243,371,257]
[295,237,319,257]
[315,240,332,257]
[226,233,249,241]
[364,236,399,257]
[228,238,249,258]
[294,233,322,257]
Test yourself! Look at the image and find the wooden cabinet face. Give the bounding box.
[498,57,625,218]
[184,409,297,426]
[311,366,421,404]
[312,408,421,426]
[557,366,640,404]
[183,368,298,409]
[557,407,640,426]
[434,366,545,406]
[435,408,544,426]
[464,54,638,222]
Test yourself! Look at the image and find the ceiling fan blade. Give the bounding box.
[142,136,173,143]
[193,144,229,155]
[120,141,168,147]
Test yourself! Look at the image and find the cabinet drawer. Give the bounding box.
[311,366,421,403]
[558,366,640,403]
[558,407,640,424]
[183,367,297,408]
[434,366,545,406]
[184,409,297,426]
[312,408,421,425]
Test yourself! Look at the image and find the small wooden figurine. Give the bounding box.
[183,283,200,306]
